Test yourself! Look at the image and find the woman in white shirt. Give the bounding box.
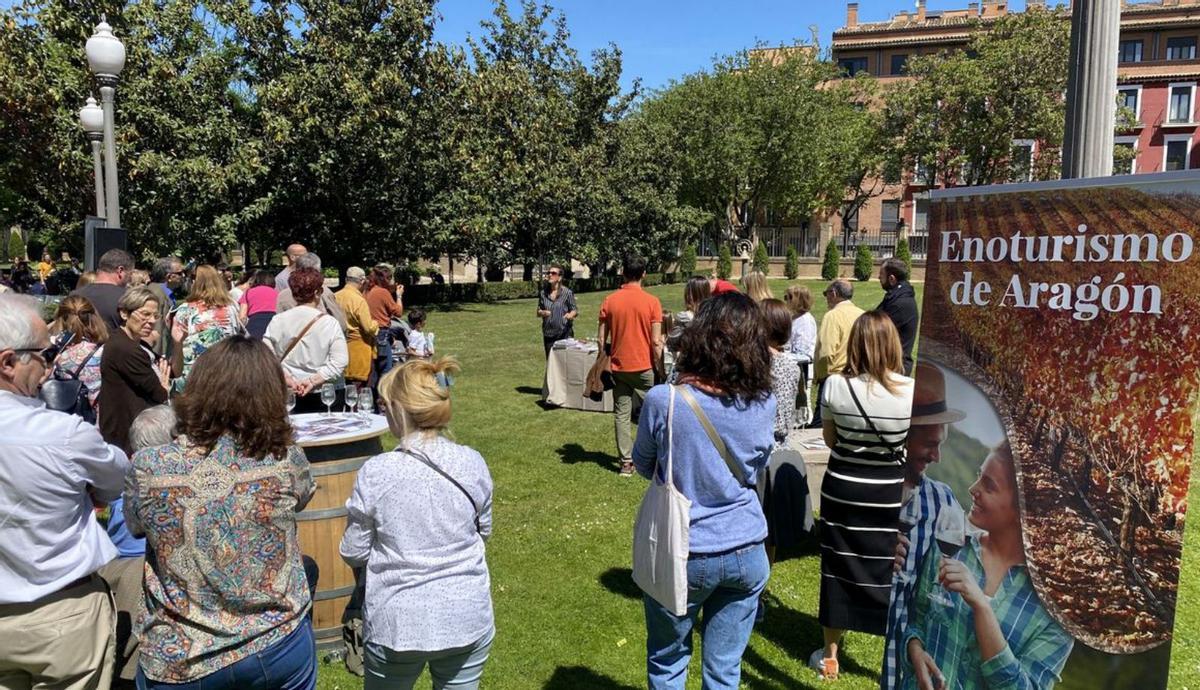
[340,357,494,690]
[263,267,347,413]
[784,285,817,363]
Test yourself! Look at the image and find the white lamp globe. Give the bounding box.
[85,18,125,78]
[79,96,104,133]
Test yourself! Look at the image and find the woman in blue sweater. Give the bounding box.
[633,291,776,690]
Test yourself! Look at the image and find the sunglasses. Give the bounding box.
[548,271,561,276]
[15,332,74,366]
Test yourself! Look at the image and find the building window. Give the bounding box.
[881,200,901,232]
[913,197,930,233]
[890,54,908,75]
[838,57,868,76]
[1118,86,1140,120]
[1164,136,1191,171]
[1169,84,1195,123]
[913,160,933,186]
[1113,138,1137,175]
[1167,36,1197,61]
[1010,140,1035,183]
[1119,40,1143,63]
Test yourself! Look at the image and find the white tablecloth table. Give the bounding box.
[542,343,614,413]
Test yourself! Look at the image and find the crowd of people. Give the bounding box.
[0,242,1060,690]
[0,245,478,690]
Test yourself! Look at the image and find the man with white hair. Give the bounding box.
[0,294,129,689]
[275,252,348,332]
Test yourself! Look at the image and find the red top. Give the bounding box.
[711,279,739,295]
[366,286,403,328]
[599,283,663,373]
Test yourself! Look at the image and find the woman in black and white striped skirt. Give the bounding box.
[812,310,913,680]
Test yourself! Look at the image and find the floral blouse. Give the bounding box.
[123,435,314,682]
[171,302,241,393]
[54,340,104,409]
[770,350,801,444]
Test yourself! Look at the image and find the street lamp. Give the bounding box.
[85,16,125,229]
[78,96,106,219]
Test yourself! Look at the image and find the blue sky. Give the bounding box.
[432,0,1056,93]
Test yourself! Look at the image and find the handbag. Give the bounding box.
[39,344,99,424]
[632,385,692,615]
[843,374,905,464]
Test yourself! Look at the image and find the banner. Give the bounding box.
[883,171,1200,690]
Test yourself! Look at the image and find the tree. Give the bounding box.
[752,241,769,274]
[784,245,799,280]
[678,244,697,277]
[821,240,840,281]
[717,244,732,280]
[639,46,879,249]
[894,236,912,276]
[885,7,1072,186]
[7,228,23,261]
[853,243,873,281]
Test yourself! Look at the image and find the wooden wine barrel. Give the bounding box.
[294,414,389,651]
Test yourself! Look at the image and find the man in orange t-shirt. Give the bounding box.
[598,256,663,476]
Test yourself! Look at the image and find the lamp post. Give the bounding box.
[1062,0,1121,179]
[78,96,106,219]
[85,16,125,228]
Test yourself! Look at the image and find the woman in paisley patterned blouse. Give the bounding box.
[123,335,317,690]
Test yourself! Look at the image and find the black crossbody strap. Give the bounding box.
[677,385,750,488]
[69,344,100,380]
[400,446,482,532]
[843,375,902,456]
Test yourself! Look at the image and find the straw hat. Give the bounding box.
[911,361,966,426]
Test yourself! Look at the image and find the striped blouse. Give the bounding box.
[822,373,914,470]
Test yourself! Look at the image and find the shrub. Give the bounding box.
[717,245,733,280]
[7,229,23,261]
[821,240,840,281]
[752,241,769,274]
[854,243,874,281]
[785,246,799,280]
[678,244,698,277]
[894,236,912,276]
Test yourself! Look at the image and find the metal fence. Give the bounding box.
[699,226,930,260]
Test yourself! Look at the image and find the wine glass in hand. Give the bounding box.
[895,497,921,585]
[929,503,966,607]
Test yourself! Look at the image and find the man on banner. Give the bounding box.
[880,362,963,690]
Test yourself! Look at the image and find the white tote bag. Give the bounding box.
[632,385,692,616]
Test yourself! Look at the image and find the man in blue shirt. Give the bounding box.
[880,361,964,690]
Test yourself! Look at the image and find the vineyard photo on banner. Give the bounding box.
[885,171,1200,689]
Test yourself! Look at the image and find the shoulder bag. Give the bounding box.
[279,313,325,363]
[632,385,691,615]
[677,385,750,487]
[40,344,99,424]
[843,374,906,464]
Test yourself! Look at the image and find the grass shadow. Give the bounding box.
[556,442,621,472]
[750,591,879,679]
[420,302,485,313]
[543,665,638,690]
[599,567,642,600]
[514,385,544,396]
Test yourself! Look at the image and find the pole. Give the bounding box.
[98,79,120,228]
[88,135,106,219]
[1061,0,1121,179]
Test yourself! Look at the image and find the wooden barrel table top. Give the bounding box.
[292,412,390,651]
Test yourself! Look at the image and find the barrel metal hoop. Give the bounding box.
[296,506,349,521]
[313,584,357,601]
[310,456,369,477]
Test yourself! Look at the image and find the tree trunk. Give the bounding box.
[1119,491,1136,555]
[523,262,534,282]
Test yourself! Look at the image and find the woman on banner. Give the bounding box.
[901,444,1073,690]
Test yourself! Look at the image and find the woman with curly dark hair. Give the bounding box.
[631,291,775,690]
[123,336,317,689]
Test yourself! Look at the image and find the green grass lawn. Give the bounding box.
[315,278,1200,690]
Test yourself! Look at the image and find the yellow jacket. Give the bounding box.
[334,286,379,382]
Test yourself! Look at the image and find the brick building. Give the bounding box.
[817,0,1200,259]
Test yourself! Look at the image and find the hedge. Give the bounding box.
[401,272,682,306]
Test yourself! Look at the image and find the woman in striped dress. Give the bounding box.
[814,310,914,680]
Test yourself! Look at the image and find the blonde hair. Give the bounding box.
[188,265,233,308]
[843,310,904,395]
[783,285,813,316]
[379,356,462,434]
[740,271,772,303]
[129,269,150,287]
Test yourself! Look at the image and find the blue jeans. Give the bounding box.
[643,542,770,690]
[135,619,316,690]
[364,628,494,690]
